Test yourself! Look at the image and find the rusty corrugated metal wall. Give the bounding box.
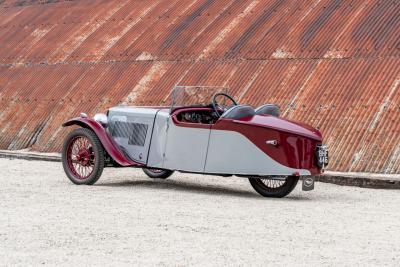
[0,0,399,173]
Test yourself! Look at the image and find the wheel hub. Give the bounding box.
[76,149,91,166]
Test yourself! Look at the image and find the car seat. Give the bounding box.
[255,104,280,117]
[222,105,255,119]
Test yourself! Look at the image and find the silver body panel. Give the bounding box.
[147,109,169,168]
[205,130,311,176]
[108,107,158,164]
[162,123,210,172]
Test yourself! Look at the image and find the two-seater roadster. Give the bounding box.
[61,86,328,198]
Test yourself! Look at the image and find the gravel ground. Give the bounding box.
[0,158,399,266]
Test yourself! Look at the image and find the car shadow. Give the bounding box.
[96,178,311,201]
[97,179,259,199]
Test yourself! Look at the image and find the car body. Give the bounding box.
[61,86,328,198]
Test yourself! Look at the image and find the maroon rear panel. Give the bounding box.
[213,116,322,175]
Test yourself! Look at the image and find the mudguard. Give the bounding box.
[62,117,143,167]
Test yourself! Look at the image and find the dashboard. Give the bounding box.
[176,109,219,124]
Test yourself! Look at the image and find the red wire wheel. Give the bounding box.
[62,128,105,185]
[248,176,299,198]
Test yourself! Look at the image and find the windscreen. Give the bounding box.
[171,86,228,109]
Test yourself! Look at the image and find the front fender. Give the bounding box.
[62,117,142,167]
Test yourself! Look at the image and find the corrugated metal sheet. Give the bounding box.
[0,0,399,174]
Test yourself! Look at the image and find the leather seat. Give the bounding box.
[222,105,255,119]
[255,104,280,117]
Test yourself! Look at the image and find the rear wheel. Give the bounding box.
[143,168,174,179]
[248,176,299,198]
[62,128,105,185]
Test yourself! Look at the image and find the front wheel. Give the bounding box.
[143,168,174,179]
[248,176,299,198]
[62,128,105,185]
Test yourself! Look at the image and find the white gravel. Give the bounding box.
[0,158,399,266]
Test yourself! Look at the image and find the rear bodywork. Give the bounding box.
[64,106,325,176]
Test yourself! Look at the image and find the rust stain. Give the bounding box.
[48,1,131,63]
[92,3,159,62]
[123,62,169,105]
[0,0,399,174]
[199,0,260,59]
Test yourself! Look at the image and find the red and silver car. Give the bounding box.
[61,86,328,198]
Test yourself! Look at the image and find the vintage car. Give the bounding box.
[61,86,328,198]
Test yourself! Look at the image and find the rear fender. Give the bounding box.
[62,117,142,167]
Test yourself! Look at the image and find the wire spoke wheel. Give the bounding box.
[248,176,299,198]
[62,128,105,185]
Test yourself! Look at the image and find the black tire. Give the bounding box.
[62,128,105,185]
[142,168,174,179]
[248,176,299,198]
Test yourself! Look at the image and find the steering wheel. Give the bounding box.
[212,93,238,117]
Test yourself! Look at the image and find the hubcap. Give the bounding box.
[66,136,95,180]
[76,149,91,166]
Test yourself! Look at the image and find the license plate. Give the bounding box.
[316,145,329,168]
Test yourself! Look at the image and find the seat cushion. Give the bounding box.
[222,105,255,119]
[255,104,280,117]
